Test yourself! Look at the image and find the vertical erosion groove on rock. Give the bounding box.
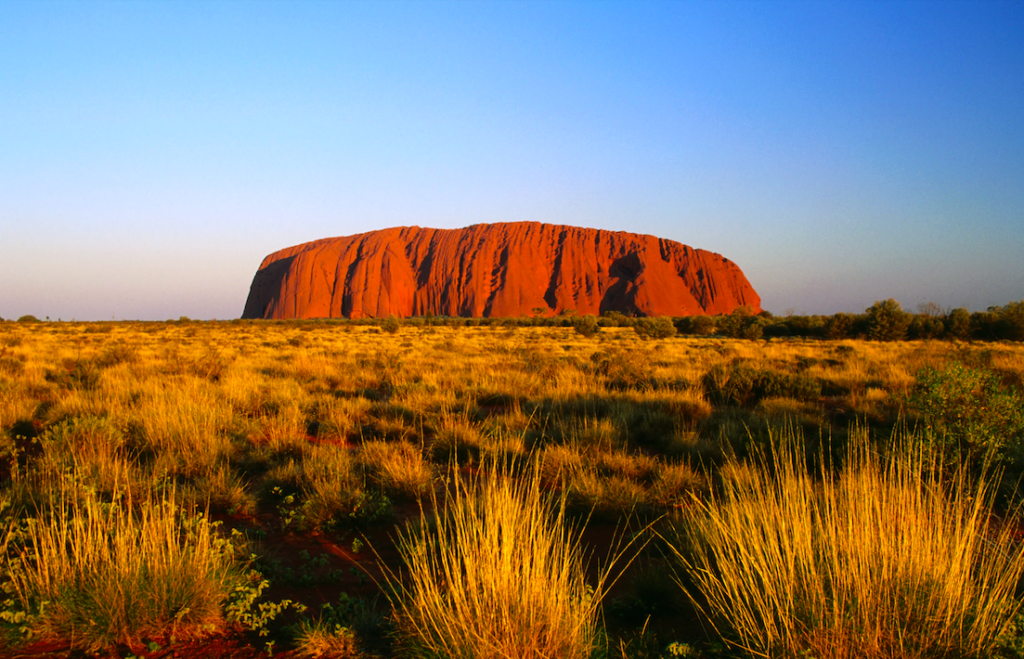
[242,222,761,319]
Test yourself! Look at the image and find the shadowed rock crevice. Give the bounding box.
[241,255,296,319]
[601,253,643,315]
[543,230,570,311]
[242,222,761,319]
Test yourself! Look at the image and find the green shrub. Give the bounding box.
[824,312,856,340]
[571,314,601,337]
[741,318,764,340]
[15,316,39,324]
[908,363,1024,464]
[945,308,973,340]
[719,307,764,339]
[381,315,401,334]
[776,314,825,338]
[996,301,1024,341]
[718,308,747,338]
[599,310,634,327]
[634,316,677,340]
[702,364,821,407]
[675,315,716,336]
[866,299,911,341]
[295,592,380,657]
[909,314,946,340]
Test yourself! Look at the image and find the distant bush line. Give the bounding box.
[280,299,1024,343]
[6,299,1022,342]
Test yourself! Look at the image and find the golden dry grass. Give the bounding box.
[0,319,1022,654]
[389,458,607,659]
[670,427,1024,659]
[3,478,241,651]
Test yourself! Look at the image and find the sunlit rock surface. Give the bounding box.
[242,222,761,319]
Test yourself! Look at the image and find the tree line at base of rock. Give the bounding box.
[571,299,1022,342]
[5,299,1023,342]
[384,299,1024,342]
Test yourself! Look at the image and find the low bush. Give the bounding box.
[908,362,1024,466]
[634,316,677,340]
[996,300,1024,342]
[674,315,717,336]
[590,348,655,391]
[571,314,601,337]
[294,593,381,658]
[718,307,764,339]
[381,315,401,334]
[598,310,634,328]
[298,444,385,528]
[702,364,821,407]
[909,314,946,340]
[779,313,827,338]
[823,312,856,340]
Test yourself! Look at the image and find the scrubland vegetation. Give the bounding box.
[1,308,1023,658]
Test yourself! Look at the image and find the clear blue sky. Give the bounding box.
[2,0,1022,320]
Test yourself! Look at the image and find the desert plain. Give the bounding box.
[0,310,1023,658]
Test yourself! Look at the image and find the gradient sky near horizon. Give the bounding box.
[2,0,1022,320]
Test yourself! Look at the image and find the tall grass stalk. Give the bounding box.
[390,459,605,659]
[669,428,1024,659]
[4,479,242,651]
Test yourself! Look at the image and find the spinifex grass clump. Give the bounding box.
[2,480,245,651]
[390,459,606,659]
[669,428,1024,659]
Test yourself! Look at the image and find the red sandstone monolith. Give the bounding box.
[242,222,760,319]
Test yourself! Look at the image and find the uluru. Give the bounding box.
[242,222,760,320]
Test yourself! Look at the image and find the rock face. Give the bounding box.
[242,222,760,319]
